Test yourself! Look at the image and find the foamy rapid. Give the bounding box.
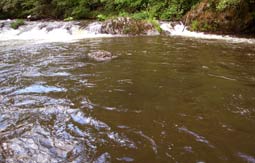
[0,20,255,44]
[0,20,112,43]
[160,22,255,44]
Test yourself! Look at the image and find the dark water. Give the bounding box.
[0,36,255,163]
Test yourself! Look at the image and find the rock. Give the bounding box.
[184,0,255,35]
[26,15,39,21]
[100,17,159,35]
[27,15,32,20]
[0,22,4,28]
[87,50,117,62]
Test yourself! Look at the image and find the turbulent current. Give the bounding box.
[0,20,255,163]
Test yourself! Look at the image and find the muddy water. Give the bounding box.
[0,36,255,163]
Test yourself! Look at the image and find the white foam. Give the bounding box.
[160,22,255,44]
[1,20,255,44]
[0,21,113,43]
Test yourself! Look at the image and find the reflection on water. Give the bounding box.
[14,84,66,94]
[0,36,255,162]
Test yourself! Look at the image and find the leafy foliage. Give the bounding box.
[191,20,199,31]
[10,19,25,29]
[97,14,107,21]
[0,0,201,20]
[64,17,74,21]
[216,0,241,11]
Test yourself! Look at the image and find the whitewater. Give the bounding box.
[0,19,255,44]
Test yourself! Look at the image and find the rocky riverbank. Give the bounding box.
[100,17,159,35]
[184,0,255,36]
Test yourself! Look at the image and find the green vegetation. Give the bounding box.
[64,17,74,21]
[97,14,107,21]
[10,19,25,29]
[0,0,200,20]
[191,20,199,31]
[132,11,151,20]
[216,0,240,11]
[148,19,162,33]
[1,0,253,34]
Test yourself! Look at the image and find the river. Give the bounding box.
[0,21,255,163]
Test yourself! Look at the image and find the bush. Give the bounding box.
[10,19,25,29]
[148,19,162,33]
[97,14,107,21]
[160,6,183,20]
[71,6,90,19]
[0,0,201,20]
[64,17,74,21]
[216,0,241,11]
[118,12,130,17]
[132,11,150,20]
[191,20,199,31]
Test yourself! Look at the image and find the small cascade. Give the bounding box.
[160,21,255,44]
[0,20,255,44]
[85,22,103,34]
[0,20,111,43]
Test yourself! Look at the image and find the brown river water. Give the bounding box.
[0,36,255,163]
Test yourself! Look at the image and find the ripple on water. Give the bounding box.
[14,84,67,94]
[0,105,137,162]
[116,157,135,162]
[178,127,214,148]
[134,131,158,154]
[1,33,255,162]
[94,152,111,163]
[237,152,255,163]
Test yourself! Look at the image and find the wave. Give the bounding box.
[160,21,255,44]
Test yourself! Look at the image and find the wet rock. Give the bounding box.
[26,15,39,21]
[0,22,4,28]
[27,15,32,20]
[101,17,159,35]
[38,24,47,30]
[0,21,11,29]
[87,50,117,62]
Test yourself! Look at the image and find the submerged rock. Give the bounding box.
[100,17,159,35]
[87,50,117,62]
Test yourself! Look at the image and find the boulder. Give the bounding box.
[100,17,159,35]
[87,50,117,62]
[26,15,39,21]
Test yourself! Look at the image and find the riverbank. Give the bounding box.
[183,0,255,36]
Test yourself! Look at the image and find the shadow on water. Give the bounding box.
[0,36,255,162]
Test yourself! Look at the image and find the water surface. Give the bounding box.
[0,36,255,163]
